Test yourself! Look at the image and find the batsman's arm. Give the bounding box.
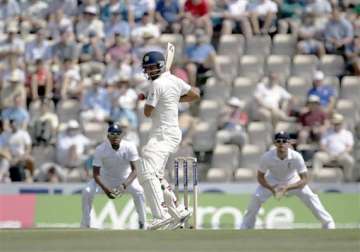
[257,171,276,195]
[93,166,116,199]
[144,104,155,117]
[284,172,308,192]
[179,87,200,102]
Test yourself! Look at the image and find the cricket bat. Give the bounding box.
[165,42,175,72]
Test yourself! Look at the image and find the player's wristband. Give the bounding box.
[122,183,127,190]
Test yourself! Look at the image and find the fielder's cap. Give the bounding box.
[314,70,324,81]
[308,95,320,103]
[67,119,80,129]
[108,123,123,134]
[331,113,344,124]
[274,131,290,141]
[84,5,97,15]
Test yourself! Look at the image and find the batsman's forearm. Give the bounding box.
[179,95,196,102]
[180,88,200,102]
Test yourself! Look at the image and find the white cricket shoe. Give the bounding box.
[322,221,335,229]
[167,208,192,230]
[147,215,173,230]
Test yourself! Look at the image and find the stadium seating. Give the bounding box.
[238,55,264,81]
[340,76,360,105]
[265,55,291,83]
[335,99,359,130]
[292,54,319,79]
[192,121,217,153]
[247,121,272,152]
[198,99,221,123]
[287,76,311,106]
[271,34,297,56]
[232,77,256,103]
[312,167,344,183]
[203,77,231,102]
[82,121,108,144]
[207,144,240,182]
[245,35,271,55]
[218,34,245,62]
[56,99,81,123]
[320,55,345,77]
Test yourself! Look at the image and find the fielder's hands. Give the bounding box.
[103,187,117,199]
[274,184,288,201]
[111,183,126,198]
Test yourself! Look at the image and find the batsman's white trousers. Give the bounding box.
[81,177,146,228]
[137,127,182,219]
[241,184,335,229]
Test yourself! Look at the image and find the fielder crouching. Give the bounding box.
[241,131,335,229]
[81,124,146,229]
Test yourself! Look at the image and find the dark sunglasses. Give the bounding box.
[108,132,121,136]
[275,139,288,144]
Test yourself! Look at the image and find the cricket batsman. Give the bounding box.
[241,131,335,229]
[81,124,146,229]
[137,50,200,229]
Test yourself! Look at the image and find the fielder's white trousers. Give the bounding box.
[81,178,146,228]
[241,184,335,229]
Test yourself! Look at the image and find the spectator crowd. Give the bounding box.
[0,0,359,183]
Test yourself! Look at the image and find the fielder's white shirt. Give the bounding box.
[146,71,191,130]
[93,140,139,180]
[320,128,354,156]
[258,148,307,184]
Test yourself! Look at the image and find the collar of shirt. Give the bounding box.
[273,148,291,161]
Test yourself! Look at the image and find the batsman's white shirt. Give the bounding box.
[141,71,191,177]
[146,71,191,130]
[93,140,139,183]
[258,148,307,185]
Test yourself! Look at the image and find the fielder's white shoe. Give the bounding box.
[147,215,173,230]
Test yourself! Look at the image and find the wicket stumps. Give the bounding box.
[174,156,198,229]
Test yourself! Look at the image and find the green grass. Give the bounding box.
[0,229,359,252]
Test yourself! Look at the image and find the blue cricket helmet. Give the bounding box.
[108,123,123,135]
[274,131,290,141]
[142,51,165,80]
